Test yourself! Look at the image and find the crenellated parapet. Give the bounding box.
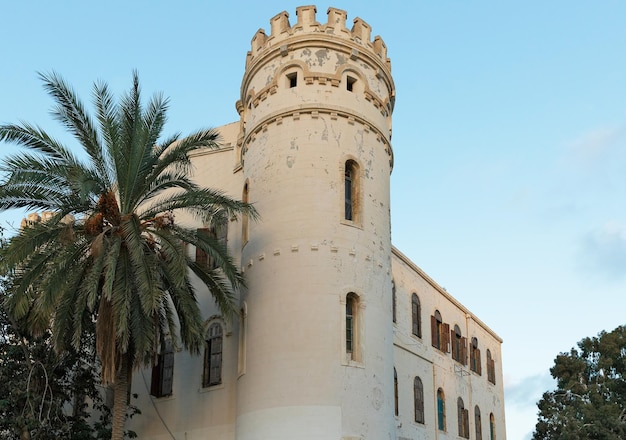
[246,6,390,72]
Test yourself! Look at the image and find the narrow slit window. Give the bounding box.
[394,368,399,416]
[346,294,355,357]
[392,280,397,323]
[242,182,249,246]
[344,160,359,222]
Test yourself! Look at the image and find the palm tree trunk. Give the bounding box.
[111,354,130,440]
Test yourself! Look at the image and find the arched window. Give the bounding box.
[392,280,397,323]
[414,376,424,424]
[394,368,399,416]
[437,388,446,431]
[457,397,469,438]
[242,182,249,246]
[431,310,449,352]
[475,405,483,440]
[487,349,496,384]
[345,293,360,361]
[411,293,421,337]
[452,324,467,365]
[490,413,496,440]
[203,323,223,387]
[344,160,359,223]
[470,337,482,375]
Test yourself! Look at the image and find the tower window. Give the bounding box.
[346,76,356,92]
[343,160,360,223]
[490,413,496,440]
[287,72,297,88]
[242,182,249,246]
[345,292,361,362]
[203,323,223,387]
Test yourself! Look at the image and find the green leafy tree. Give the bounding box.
[533,325,626,440]
[0,72,257,440]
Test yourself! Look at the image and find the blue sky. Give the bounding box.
[1,2,625,438]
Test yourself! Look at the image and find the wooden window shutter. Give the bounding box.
[477,348,482,375]
[161,349,175,396]
[461,337,468,365]
[463,409,469,438]
[151,344,174,397]
[488,358,496,384]
[196,228,210,267]
[203,341,211,387]
[431,315,438,348]
[443,323,451,352]
[210,332,223,384]
[451,328,457,360]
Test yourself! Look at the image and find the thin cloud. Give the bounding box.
[580,221,626,280]
[505,373,555,408]
[565,122,625,167]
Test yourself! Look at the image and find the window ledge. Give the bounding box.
[199,383,225,393]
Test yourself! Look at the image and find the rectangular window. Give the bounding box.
[287,72,297,88]
[151,342,174,398]
[203,324,223,387]
[347,76,356,92]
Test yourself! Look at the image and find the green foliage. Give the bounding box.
[0,72,257,439]
[533,325,626,440]
[0,248,110,438]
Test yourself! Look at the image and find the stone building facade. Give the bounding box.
[129,6,506,440]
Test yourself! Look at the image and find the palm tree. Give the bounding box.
[0,72,256,439]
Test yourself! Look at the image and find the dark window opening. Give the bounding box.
[394,368,399,416]
[203,323,223,387]
[151,341,174,398]
[411,293,421,337]
[347,76,356,92]
[287,72,297,88]
[414,376,425,424]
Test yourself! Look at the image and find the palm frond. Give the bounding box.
[38,72,104,174]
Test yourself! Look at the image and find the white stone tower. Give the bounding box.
[235,6,396,439]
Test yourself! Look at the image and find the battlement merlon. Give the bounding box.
[246,6,391,71]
